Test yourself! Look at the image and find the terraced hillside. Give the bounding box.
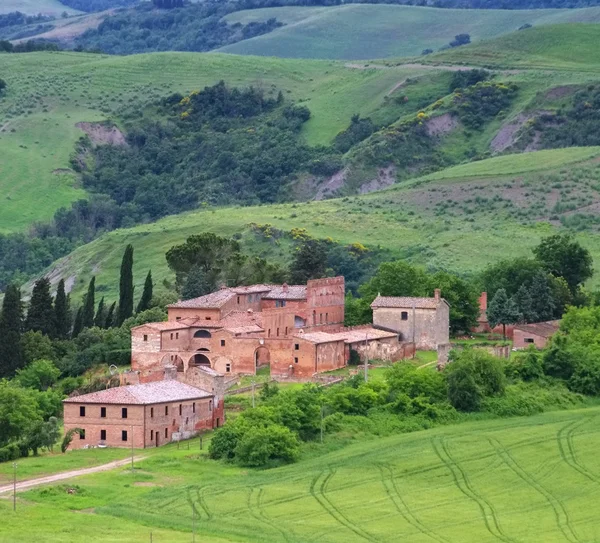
[3,407,600,541]
[221,4,600,59]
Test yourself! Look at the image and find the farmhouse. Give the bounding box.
[513,320,560,350]
[63,378,217,449]
[371,289,450,350]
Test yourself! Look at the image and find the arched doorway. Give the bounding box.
[161,354,184,372]
[254,346,270,368]
[189,353,211,367]
[294,315,306,328]
[193,329,212,338]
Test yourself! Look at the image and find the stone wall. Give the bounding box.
[373,306,448,350]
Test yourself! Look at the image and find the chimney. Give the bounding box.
[479,292,488,311]
[434,288,441,301]
[282,282,289,293]
[164,364,177,380]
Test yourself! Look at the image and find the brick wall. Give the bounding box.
[513,330,548,350]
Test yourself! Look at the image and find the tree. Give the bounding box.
[105,302,116,329]
[61,427,84,453]
[21,330,55,366]
[15,359,61,391]
[480,257,542,299]
[25,416,60,456]
[94,296,106,328]
[431,271,480,334]
[26,277,55,337]
[0,381,40,447]
[82,276,96,329]
[54,278,70,339]
[234,424,300,467]
[290,239,328,284]
[533,234,593,293]
[359,260,430,301]
[514,284,536,323]
[136,270,153,313]
[118,245,134,325]
[0,79,6,93]
[449,33,471,47]
[71,307,83,339]
[182,266,213,300]
[0,284,23,378]
[487,288,521,339]
[528,272,555,321]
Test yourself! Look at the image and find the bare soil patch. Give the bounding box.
[315,168,348,200]
[425,113,458,137]
[545,86,577,100]
[76,122,127,147]
[359,165,396,194]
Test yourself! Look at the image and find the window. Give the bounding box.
[225,363,231,373]
[268,329,271,337]
[165,406,169,415]
[294,357,299,364]
[170,333,173,340]
[285,327,288,336]
[193,402,196,413]
[320,313,323,324]
[325,312,328,323]
[150,407,154,418]
[194,330,212,338]
[220,339,226,347]
[80,429,85,440]
[295,343,299,350]
[179,404,182,416]
[80,406,86,417]
[176,317,181,321]
[150,430,154,440]
[143,334,148,342]
[122,408,128,419]
[401,311,408,321]
[209,400,213,412]
[100,429,106,441]
[176,332,179,340]
[100,407,106,418]
[237,296,241,304]
[205,317,211,320]
[122,430,128,442]
[277,328,280,337]
[525,338,535,344]
[165,428,168,438]
[275,300,286,308]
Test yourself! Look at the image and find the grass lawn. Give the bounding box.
[2,406,600,541]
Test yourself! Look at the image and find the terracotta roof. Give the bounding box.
[64,381,212,405]
[328,327,398,344]
[263,285,307,300]
[370,295,445,309]
[297,332,344,344]
[168,289,235,309]
[134,321,191,331]
[231,285,272,294]
[514,320,560,338]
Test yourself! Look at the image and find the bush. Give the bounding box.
[234,424,300,467]
[0,443,21,462]
[208,425,240,461]
[569,355,600,395]
[506,347,543,381]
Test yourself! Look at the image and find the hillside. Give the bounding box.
[3,406,600,541]
[0,0,79,16]
[220,4,600,59]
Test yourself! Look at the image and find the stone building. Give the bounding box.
[63,379,217,449]
[371,290,449,350]
[513,321,560,350]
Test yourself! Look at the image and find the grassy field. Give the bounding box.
[0,0,79,16]
[2,406,600,541]
[43,148,600,302]
[0,51,439,232]
[221,4,600,60]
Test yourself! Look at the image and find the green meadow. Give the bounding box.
[221,4,600,60]
[2,406,600,542]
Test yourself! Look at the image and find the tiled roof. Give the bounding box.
[168,289,236,309]
[514,320,560,338]
[135,321,191,331]
[231,285,272,294]
[297,332,344,344]
[327,327,398,344]
[263,285,307,300]
[64,380,212,405]
[371,295,444,309]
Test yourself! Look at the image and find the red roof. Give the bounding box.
[513,320,560,338]
[371,295,446,309]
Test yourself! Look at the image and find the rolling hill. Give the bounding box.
[0,0,79,16]
[220,4,600,59]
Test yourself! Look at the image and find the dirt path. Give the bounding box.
[0,456,146,495]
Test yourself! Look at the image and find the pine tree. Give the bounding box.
[487,288,521,340]
[25,276,55,337]
[105,302,116,329]
[82,276,95,329]
[182,266,212,300]
[529,272,555,322]
[94,297,106,328]
[0,284,23,378]
[71,307,83,339]
[136,270,153,313]
[54,279,70,339]
[118,245,134,325]
[514,284,536,323]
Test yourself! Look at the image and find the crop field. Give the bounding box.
[221,4,600,60]
[2,407,600,542]
[0,0,79,16]
[42,149,600,302]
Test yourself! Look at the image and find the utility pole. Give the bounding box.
[12,462,17,512]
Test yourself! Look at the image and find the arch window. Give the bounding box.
[193,330,212,338]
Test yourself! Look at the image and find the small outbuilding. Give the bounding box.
[512,321,560,350]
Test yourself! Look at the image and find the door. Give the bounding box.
[155,432,159,447]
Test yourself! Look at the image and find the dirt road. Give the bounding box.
[0,456,145,495]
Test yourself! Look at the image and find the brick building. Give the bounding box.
[513,321,560,350]
[63,379,217,449]
[371,290,449,350]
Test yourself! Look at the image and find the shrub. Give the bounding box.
[208,425,240,461]
[234,424,300,467]
[506,347,543,381]
[569,355,600,395]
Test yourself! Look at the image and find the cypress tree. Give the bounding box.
[72,307,83,339]
[54,278,70,339]
[26,276,55,337]
[82,276,96,329]
[118,244,134,325]
[136,271,153,313]
[94,297,106,328]
[182,266,211,300]
[105,302,116,329]
[0,284,23,378]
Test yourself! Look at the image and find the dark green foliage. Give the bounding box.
[452,81,518,129]
[0,381,40,447]
[0,40,59,53]
[449,69,489,92]
[181,267,215,301]
[25,416,60,456]
[0,78,6,93]
[431,271,480,334]
[54,279,70,340]
[61,428,84,453]
[118,245,134,326]
[533,233,593,293]
[449,33,471,47]
[290,239,328,284]
[506,347,544,381]
[105,302,116,329]
[153,0,183,7]
[71,307,83,339]
[446,362,482,411]
[528,271,556,321]
[234,424,300,467]
[94,297,106,328]
[481,257,543,299]
[568,351,600,395]
[82,276,96,329]
[136,271,153,313]
[0,11,53,29]
[25,277,55,337]
[15,359,61,391]
[58,0,137,12]
[487,288,521,338]
[0,284,23,378]
[334,114,376,153]
[514,284,535,323]
[208,425,240,461]
[259,381,280,401]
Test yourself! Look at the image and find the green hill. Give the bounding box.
[3,406,600,541]
[0,0,79,16]
[220,4,600,60]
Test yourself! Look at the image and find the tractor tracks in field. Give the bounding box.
[487,437,581,543]
[248,487,294,543]
[431,437,515,543]
[557,417,600,485]
[185,486,213,522]
[310,468,379,542]
[377,463,449,543]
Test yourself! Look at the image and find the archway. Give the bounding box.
[193,329,212,338]
[294,315,306,328]
[161,354,184,373]
[254,346,270,368]
[189,353,211,367]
